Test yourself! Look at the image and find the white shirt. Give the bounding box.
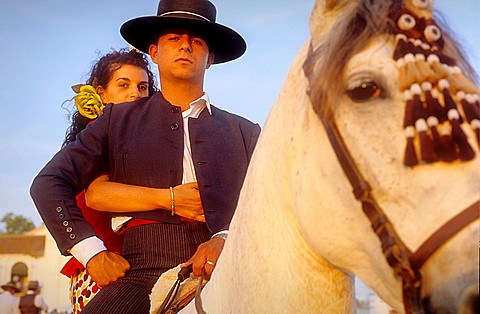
[71,93,212,266]
[180,93,212,183]
[0,291,20,314]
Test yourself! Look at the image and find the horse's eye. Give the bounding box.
[398,14,416,31]
[424,25,442,42]
[346,81,384,102]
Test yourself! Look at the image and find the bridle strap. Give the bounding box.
[322,116,480,313]
[194,269,207,314]
[324,117,425,313]
[410,200,479,269]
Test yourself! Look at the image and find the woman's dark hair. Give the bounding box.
[62,48,158,147]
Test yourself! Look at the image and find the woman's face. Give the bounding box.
[97,64,150,104]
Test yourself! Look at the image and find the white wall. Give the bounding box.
[0,226,71,312]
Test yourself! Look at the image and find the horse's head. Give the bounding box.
[298,0,479,312]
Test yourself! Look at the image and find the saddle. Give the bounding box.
[150,265,207,314]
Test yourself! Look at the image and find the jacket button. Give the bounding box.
[69,234,76,240]
[56,207,63,212]
[62,221,69,227]
[170,123,179,130]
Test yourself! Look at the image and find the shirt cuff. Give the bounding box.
[69,236,107,267]
[211,230,228,240]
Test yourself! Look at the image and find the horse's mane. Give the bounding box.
[303,0,477,120]
[432,11,478,82]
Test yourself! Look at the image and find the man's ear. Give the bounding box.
[149,44,159,65]
[206,52,215,69]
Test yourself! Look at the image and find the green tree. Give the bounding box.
[0,212,36,234]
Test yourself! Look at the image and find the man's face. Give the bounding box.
[149,28,215,84]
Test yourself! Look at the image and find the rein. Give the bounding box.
[323,118,479,313]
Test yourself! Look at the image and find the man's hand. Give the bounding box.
[181,237,225,280]
[86,251,130,288]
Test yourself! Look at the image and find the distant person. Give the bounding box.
[19,281,48,314]
[0,281,20,314]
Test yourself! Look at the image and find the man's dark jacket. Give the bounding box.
[30,92,261,255]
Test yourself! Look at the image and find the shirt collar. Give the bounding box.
[182,92,212,119]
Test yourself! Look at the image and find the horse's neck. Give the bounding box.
[199,187,354,313]
[181,42,355,313]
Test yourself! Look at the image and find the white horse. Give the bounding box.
[153,0,479,313]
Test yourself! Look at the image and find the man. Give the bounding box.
[30,0,260,312]
[0,282,20,314]
[18,281,48,314]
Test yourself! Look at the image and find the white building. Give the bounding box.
[0,225,71,313]
[356,278,397,314]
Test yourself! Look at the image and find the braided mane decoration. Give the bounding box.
[389,0,480,166]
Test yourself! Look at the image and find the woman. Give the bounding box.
[63,49,157,147]
[61,48,206,314]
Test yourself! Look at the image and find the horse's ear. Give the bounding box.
[312,0,350,11]
[309,0,358,48]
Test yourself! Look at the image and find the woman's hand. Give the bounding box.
[172,182,205,222]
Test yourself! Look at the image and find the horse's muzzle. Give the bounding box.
[422,284,479,314]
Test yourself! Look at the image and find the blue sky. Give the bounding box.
[0,0,478,226]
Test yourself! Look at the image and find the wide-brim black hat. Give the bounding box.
[120,0,246,64]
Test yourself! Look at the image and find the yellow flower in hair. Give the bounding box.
[74,85,105,119]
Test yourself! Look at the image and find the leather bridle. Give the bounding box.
[323,117,479,313]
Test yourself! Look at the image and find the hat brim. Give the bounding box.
[120,16,246,64]
[1,284,19,292]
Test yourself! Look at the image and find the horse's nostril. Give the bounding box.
[473,295,479,314]
[458,285,479,314]
[422,288,479,314]
[421,296,433,313]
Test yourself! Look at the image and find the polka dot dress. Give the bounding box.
[69,268,101,313]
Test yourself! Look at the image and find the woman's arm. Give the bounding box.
[85,174,205,222]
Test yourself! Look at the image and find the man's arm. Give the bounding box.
[246,123,261,161]
[30,148,102,254]
[30,108,111,255]
[30,105,130,285]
